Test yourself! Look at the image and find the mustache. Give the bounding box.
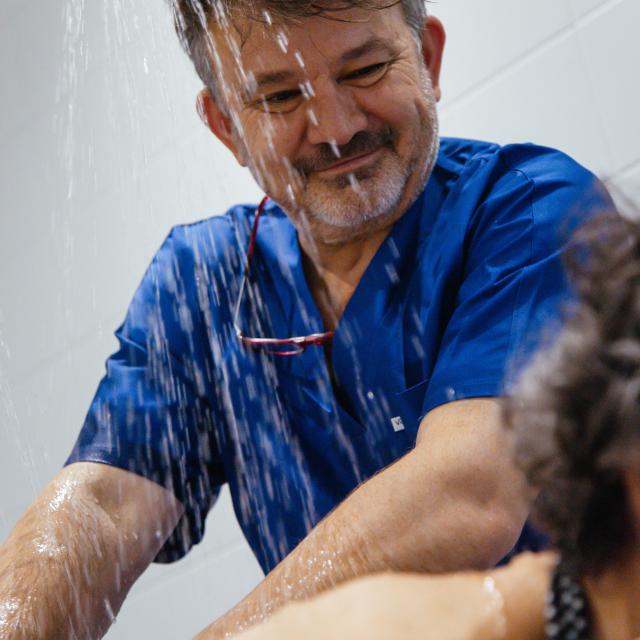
[293,127,395,177]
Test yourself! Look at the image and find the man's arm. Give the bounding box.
[0,461,183,639]
[196,398,531,639]
[234,552,554,640]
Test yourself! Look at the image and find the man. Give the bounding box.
[0,1,609,638]
[236,210,640,640]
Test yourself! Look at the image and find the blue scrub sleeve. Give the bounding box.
[66,227,226,562]
[422,154,609,414]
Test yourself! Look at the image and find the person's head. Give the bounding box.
[170,1,445,245]
[504,211,640,577]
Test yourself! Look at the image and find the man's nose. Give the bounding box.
[306,80,368,147]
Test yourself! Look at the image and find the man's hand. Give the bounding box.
[0,462,182,639]
[195,398,531,638]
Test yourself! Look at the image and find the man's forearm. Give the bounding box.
[225,552,556,640]
[0,464,181,640]
[195,458,403,639]
[197,399,529,639]
[0,489,124,639]
[196,450,497,639]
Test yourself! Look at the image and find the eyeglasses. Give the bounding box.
[233,196,335,356]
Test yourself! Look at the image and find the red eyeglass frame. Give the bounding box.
[233,196,335,356]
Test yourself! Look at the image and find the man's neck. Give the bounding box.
[299,226,392,331]
[584,549,640,640]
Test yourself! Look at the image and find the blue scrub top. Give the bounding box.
[66,138,609,573]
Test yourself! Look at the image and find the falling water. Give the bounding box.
[1,1,427,638]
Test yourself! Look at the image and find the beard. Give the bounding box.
[290,75,440,233]
[293,128,410,230]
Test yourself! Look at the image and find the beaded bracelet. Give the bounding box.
[544,558,593,640]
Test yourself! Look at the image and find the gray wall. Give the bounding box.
[1,0,638,637]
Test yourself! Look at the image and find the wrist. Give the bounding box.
[492,552,555,640]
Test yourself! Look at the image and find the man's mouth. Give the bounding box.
[314,148,384,177]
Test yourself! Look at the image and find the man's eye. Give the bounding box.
[254,89,303,114]
[253,89,300,113]
[265,90,300,104]
[343,62,389,82]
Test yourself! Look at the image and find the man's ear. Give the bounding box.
[196,88,247,167]
[420,15,446,102]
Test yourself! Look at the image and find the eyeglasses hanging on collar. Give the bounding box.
[233,196,335,356]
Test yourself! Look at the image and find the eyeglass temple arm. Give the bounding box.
[234,196,270,335]
[246,196,270,266]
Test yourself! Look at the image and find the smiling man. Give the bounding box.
[0,1,611,639]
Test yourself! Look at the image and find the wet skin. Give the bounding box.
[199,4,445,325]
[201,5,442,235]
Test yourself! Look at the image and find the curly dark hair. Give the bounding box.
[504,210,640,576]
[169,0,428,102]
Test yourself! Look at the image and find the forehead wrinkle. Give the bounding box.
[233,7,406,92]
[304,9,405,68]
[251,33,400,93]
[338,35,401,63]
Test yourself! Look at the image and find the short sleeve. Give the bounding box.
[66,226,226,562]
[422,149,611,414]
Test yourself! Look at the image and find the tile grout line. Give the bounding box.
[440,0,625,115]
[569,2,620,177]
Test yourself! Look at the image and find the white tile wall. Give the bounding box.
[609,160,640,217]
[0,0,24,22]
[0,1,62,142]
[1,1,639,638]
[115,539,263,640]
[568,0,610,20]
[434,0,573,105]
[575,0,640,175]
[439,33,615,175]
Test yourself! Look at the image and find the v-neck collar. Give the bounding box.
[330,184,436,395]
[255,173,444,388]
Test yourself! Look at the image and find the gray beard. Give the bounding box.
[303,110,440,233]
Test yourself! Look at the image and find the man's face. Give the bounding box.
[205,5,443,244]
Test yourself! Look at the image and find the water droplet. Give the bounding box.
[299,80,315,100]
[276,31,289,53]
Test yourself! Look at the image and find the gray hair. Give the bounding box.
[169,0,428,102]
